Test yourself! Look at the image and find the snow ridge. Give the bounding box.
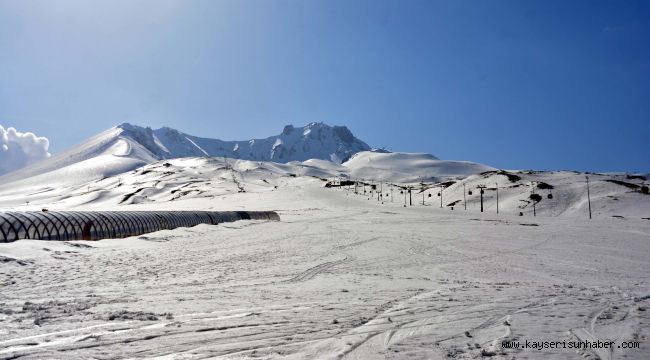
[121,122,371,164]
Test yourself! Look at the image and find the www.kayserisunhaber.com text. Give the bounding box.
[502,339,640,351]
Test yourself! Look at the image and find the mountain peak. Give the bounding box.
[281,125,295,135]
[116,122,136,130]
[304,121,325,128]
[113,122,371,164]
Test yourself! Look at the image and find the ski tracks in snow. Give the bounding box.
[281,257,352,284]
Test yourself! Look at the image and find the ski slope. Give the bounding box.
[0,155,646,219]
[0,171,648,359]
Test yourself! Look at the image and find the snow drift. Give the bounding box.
[343,151,495,183]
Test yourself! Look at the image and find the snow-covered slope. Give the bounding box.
[0,127,158,191]
[411,169,650,218]
[0,155,649,359]
[343,151,495,183]
[122,122,371,164]
[0,156,647,219]
[2,185,650,359]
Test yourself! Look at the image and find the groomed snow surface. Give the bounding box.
[0,157,649,359]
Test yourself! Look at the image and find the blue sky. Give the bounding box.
[0,0,648,172]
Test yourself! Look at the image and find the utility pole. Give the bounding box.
[463,183,467,210]
[477,185,486,212]
[531,182,536,217]
[440,186,443,208]
[496,182,499,214]
[586,176,592,219]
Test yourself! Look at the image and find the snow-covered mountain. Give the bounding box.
[120,122,370,164]
[0,121,646,219]
[0,122,370,188]
[0,122,499,191]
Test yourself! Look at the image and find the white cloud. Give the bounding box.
[0,125,51,176]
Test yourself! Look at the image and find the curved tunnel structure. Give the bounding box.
[0,210,280,243]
